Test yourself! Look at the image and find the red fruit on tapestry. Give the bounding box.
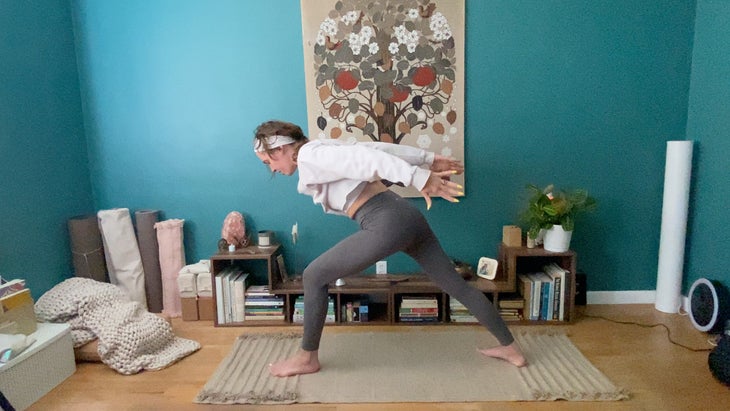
[389,84,410,103]
[335,70,359,90]
[413,66,436,87]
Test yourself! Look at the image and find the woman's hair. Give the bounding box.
[253,120,308,156]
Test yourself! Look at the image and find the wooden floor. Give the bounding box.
[29,304,729,411]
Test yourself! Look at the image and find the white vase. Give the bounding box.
[543,225,573,252]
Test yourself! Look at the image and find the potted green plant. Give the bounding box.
[521,184,597,251]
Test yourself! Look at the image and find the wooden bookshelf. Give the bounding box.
[210,245,283,327]
[499,244,577,323]
[209,244,576,326]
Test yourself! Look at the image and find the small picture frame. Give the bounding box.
[276,254,289,283]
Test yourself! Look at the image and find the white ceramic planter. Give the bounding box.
[543,225,573,252]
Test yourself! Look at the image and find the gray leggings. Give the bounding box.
[300,191,515,350]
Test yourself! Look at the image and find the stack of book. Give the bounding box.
[293,295,335,324]
[517,263,568,322]
[399,295,439,323]
[0,278,37,335]
[449,297,478,323]
[498,297,525,321]
[244,285,285,321]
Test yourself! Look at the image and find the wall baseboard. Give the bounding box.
[587,290,656,305]
[587,290,690,312]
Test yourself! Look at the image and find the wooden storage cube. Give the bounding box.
[338,293,388,324]
[180,297,199,321]
[197,296,215,321]
[500,245,576,323]
[210,245,284,327]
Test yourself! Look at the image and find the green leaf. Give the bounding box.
[348,98,359,113]
[429,98,444,114]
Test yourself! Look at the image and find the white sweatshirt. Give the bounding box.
[296,139,435,216]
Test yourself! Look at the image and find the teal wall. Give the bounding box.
[684,1,730,291]
[0,0,93,296]
[9,0,726,299]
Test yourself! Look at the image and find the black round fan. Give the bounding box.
[688,278,730,333]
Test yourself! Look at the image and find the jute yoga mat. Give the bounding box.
[195,329,628,404]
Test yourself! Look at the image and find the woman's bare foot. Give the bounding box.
[269,349,321,377]
[478,342,527,367]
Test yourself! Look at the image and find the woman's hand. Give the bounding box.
[420,170,464,210]
[431,155,464,174]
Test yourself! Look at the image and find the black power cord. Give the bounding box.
[577,308,715,352]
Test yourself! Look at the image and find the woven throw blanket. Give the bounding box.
[34,277,200,374]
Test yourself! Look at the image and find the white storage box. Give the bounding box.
[0,322,75,410]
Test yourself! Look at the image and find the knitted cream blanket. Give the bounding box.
[34,277,200,374]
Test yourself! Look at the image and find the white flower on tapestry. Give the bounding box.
[311,0,459,145]
[343,10,360,25]
[416,134,432,149]
[429,12,452,41]
[441,146,452,157]
[442,134,450,143]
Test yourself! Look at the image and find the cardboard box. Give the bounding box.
[502,225,522,247]
[197,296,215,321]
[180,297,199,321]
[0,323,75,410]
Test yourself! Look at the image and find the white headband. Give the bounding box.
[254,135,296,153]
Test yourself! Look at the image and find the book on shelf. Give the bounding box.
[498,297,525,310]
[450,317,478,323]
[244,298,285,306]
[400,296,438,308]
[244,316,285,321]
[517,274,533,321]
[448,297,477,323]
[232,273,250,322]
[244,284,273,296]
[225,271,242,323]
[399,307,438,314]
[525,273,544,321]
[538,272,553,321]
[214,267,244,324]
[359,304,369,322]
[215,272,225,323]
[294,296,335,323]
[243,284,284,321]
[527,271,554,321]
[500,313,523,321]
[400,314,439,320]
[544,262,568,321]
[399,296,438,321]
[245,307,284,313]
[520,266,568,322]
[399,316,439,323]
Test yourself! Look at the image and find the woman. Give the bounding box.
[253,120,526,377]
